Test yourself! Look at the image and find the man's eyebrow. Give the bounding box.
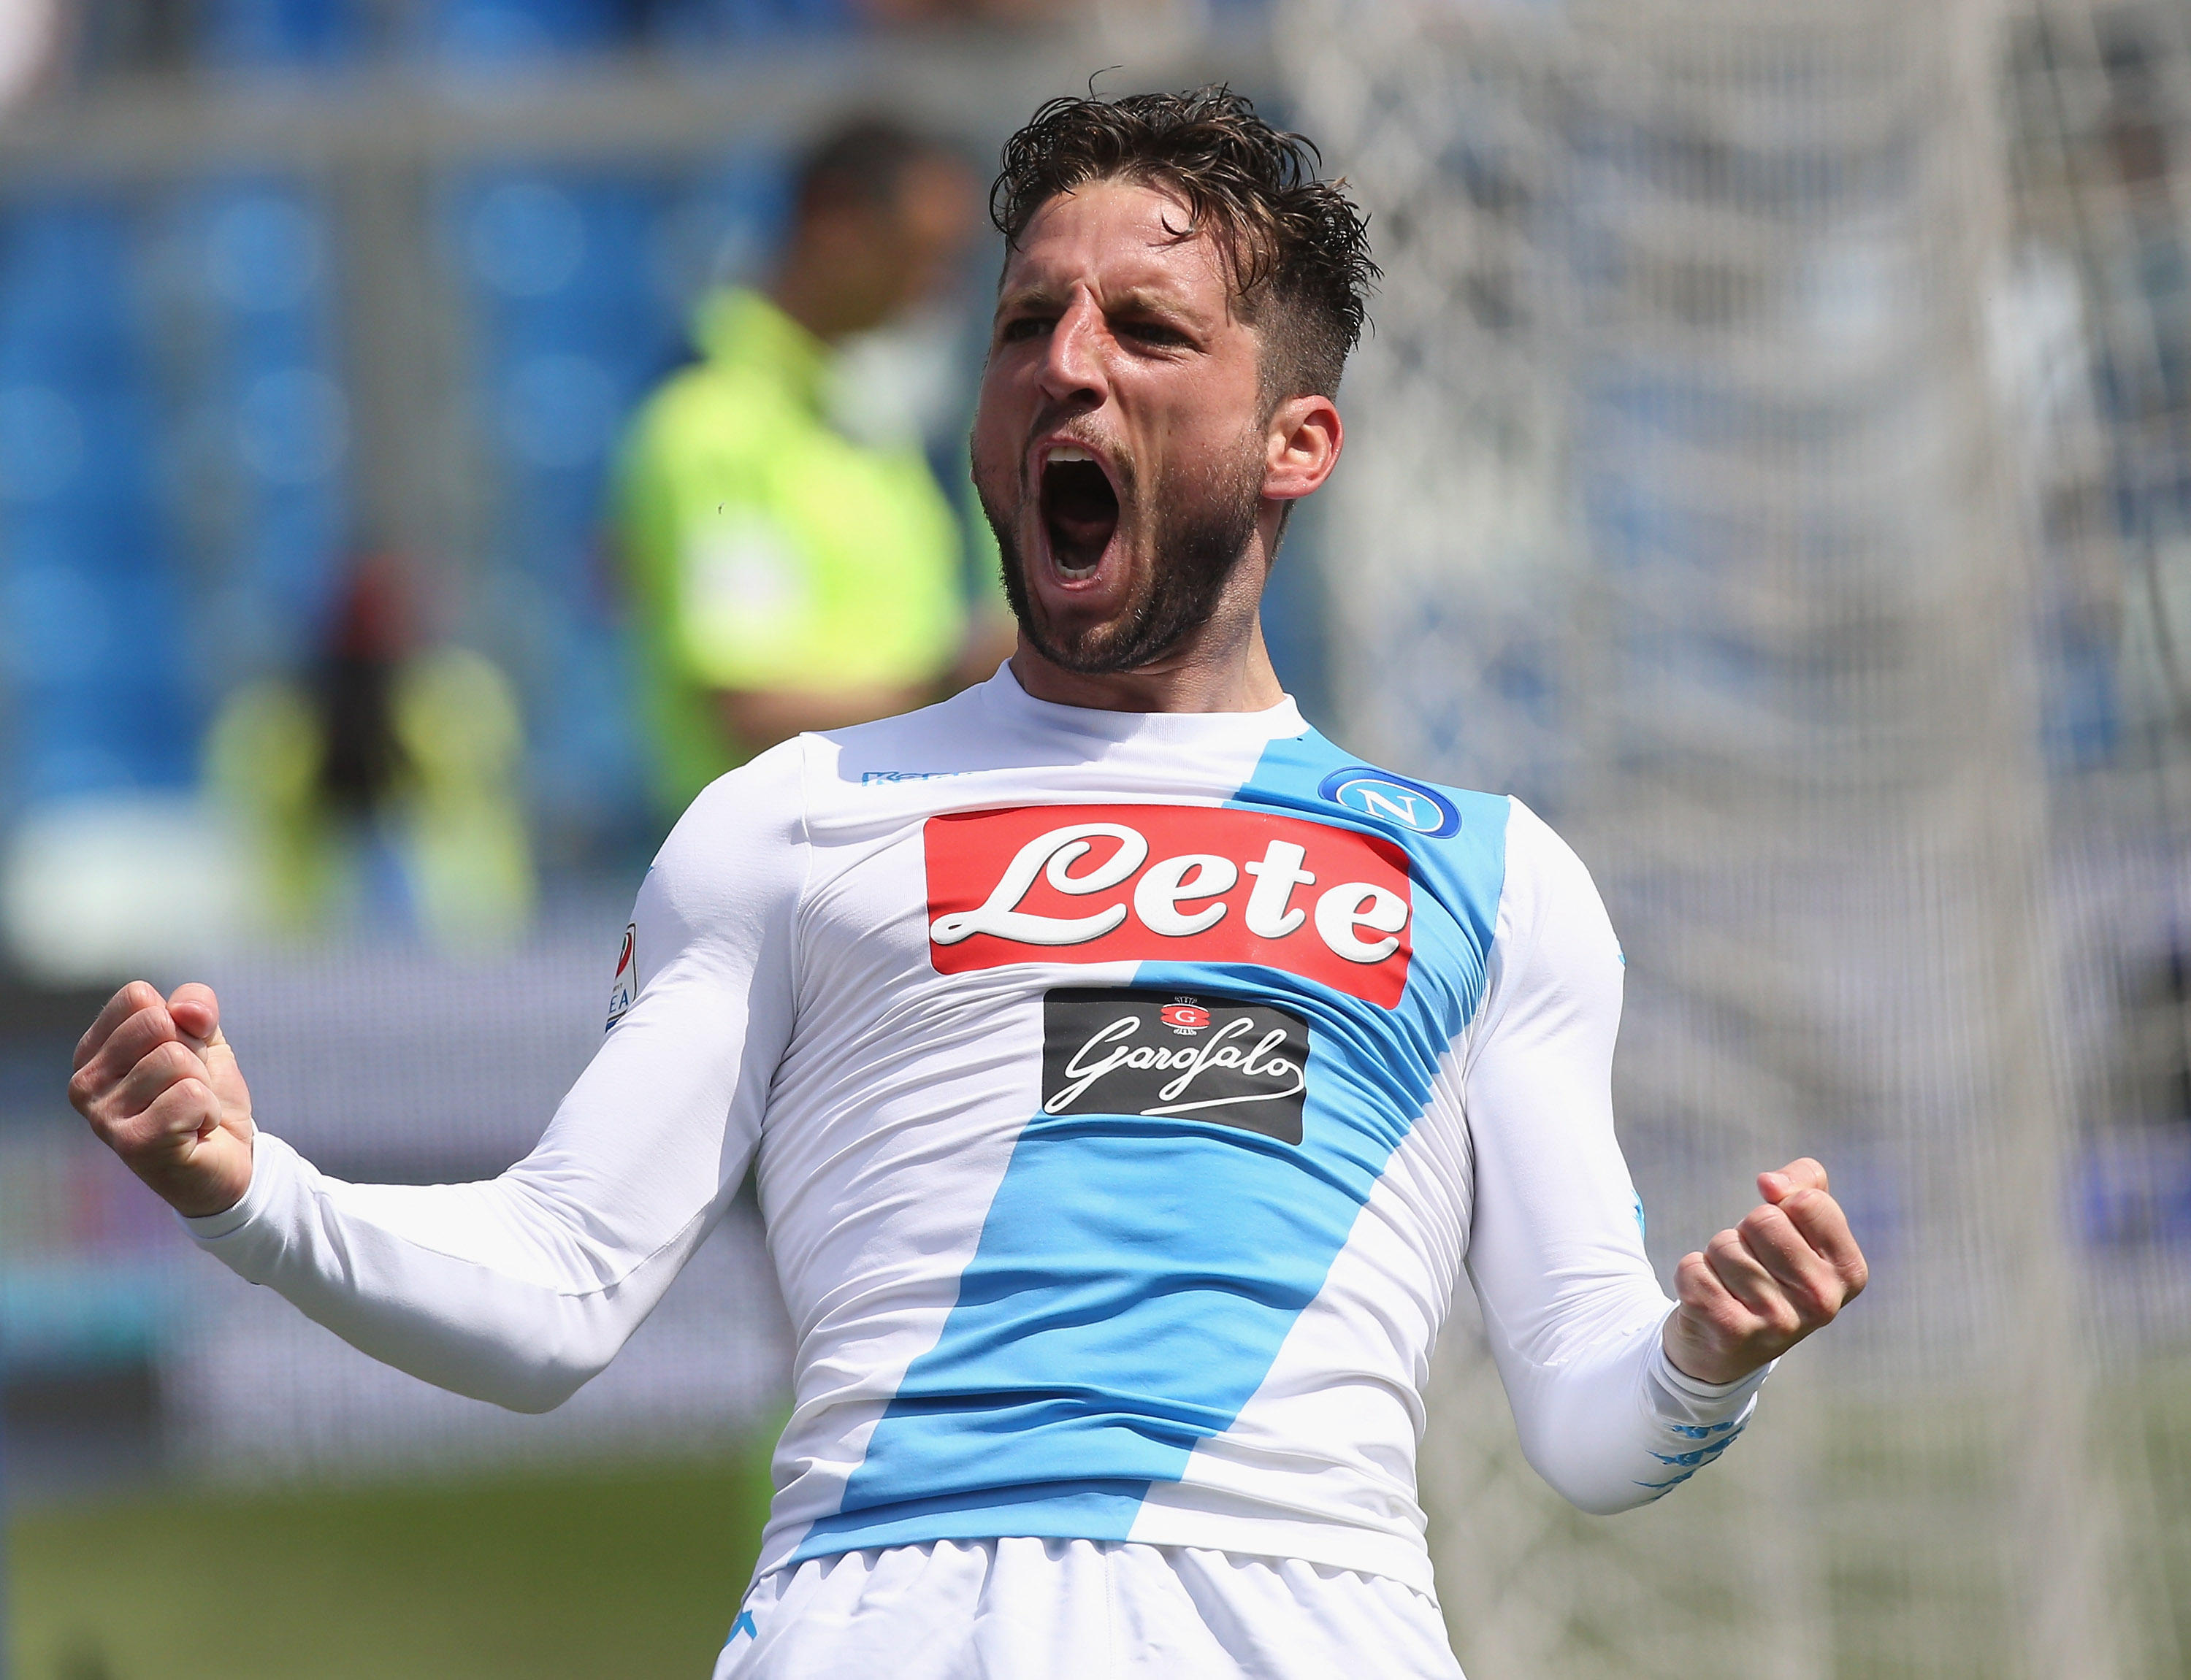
[991,280,1220,331]
[1105,287,1207,324]
[994,280,1068,315]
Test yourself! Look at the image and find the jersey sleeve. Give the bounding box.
[1458,799,1768,1513]
[178,742,811,1414]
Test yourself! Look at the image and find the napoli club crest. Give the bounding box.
[605,923,637,1029]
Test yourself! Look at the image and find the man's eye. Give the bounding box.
[1123,321,1189,348]
[1000,316,1052,342]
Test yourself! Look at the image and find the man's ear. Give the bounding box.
[1263,394,1343,502]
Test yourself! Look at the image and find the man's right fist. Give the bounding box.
[69,981,255,1219]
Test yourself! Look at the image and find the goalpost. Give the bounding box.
[1285,1,2175,1673]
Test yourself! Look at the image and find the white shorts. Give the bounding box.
[712,1538,1467,1680]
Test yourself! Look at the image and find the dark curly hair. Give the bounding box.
[991,86,1377,402]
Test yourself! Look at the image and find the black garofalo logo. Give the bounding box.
[1039,989,1310,1144]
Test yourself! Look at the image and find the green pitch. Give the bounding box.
[8,1430,778,1680]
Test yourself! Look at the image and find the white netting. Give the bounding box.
[1288,1,2190,1674]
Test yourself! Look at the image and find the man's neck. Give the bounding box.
[1009,601,1286,716]
[1007,519,1294,715]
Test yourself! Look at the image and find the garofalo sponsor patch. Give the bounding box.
[1040,988,1309,1144]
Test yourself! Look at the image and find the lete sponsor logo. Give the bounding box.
[1041,989,1309,1143]
[925,804,1412,1006]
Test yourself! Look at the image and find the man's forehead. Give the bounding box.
[998,179,1235,312]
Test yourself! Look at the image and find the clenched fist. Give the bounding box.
[1662,1157,1868,1386]
[69,981,256,1219]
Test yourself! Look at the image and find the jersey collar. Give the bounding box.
[978,661,1309,747]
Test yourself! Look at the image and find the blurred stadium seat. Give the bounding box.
[649,0,857,49]
[452,167,678,853]
[179,179,351,678]
[0,198,195,805]
[430,0,627,63]
[197,0,367,71]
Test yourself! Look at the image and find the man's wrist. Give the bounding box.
[1661,1310,1765,1389]
[167,1151,253,1219]
[177,1132,268,1239]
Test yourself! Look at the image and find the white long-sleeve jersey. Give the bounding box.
[187,667,1764,1594]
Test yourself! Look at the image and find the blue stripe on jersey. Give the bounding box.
[791,729,1510,1562]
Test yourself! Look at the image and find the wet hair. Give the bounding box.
[795,115,960,220]
[991,85,1377,401]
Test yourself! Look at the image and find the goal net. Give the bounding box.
[1286,1,2191,1675]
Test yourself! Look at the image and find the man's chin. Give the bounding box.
[1000,535,1158,675]
[1017,606,1159,677]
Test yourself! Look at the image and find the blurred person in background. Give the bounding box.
[204,549,534,949]
[615,115,1014,828]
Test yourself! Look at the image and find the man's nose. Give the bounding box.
[1037,294,1109,407]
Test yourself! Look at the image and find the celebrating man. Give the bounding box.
[71,88,1867,1679]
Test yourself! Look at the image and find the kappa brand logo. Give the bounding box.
[1315,767,1461,838]
[924,804,1415,1006]
[604,923,637,1029]
[1041,988,1309,1143]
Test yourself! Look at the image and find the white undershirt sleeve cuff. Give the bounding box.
[180,1127,294,1248]
[1645,1333,1773,1426]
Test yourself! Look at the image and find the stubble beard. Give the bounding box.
[979,437,1267,677]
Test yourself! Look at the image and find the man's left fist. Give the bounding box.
[1662,1157,1868,1385]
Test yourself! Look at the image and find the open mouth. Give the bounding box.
[1039,447,1120,578]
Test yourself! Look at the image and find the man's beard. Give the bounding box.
[981,442,1265,676]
